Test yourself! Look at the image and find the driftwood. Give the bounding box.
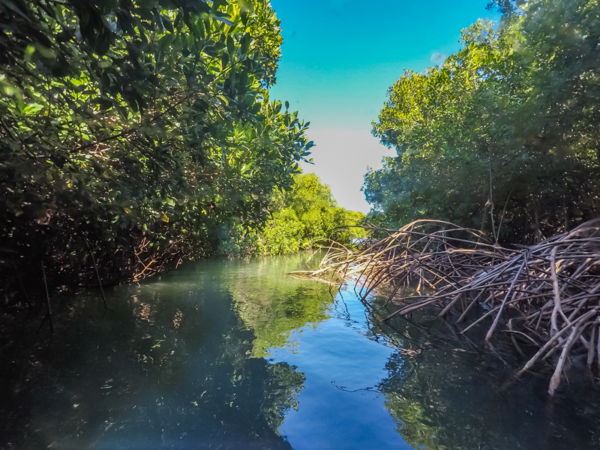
[294,219,600,395]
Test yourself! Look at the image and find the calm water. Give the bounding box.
[1,254,600,449]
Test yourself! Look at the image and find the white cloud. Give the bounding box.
[300,127,394,214]
[430,51,447,65]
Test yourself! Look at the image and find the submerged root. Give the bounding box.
[292,218,600,395]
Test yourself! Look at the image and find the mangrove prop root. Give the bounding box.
[80,232,108,309]
[39,261,54,334]
[292,218,600,395]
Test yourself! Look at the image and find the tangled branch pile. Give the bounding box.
[297,219,600,394]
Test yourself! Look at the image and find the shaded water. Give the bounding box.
[1,254,600,449]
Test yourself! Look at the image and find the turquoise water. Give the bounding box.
[1,254,599,449]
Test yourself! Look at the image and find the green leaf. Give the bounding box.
[195,18,205,38]
[162,15,174,33]
[212,0,228,10]
[238,0,254,13]
[0,79,21,97]
[159,33,176,50]
[227,35,235,56]
[214,15,234,26]
[22,103,44,115]
[240,33,251,55]
[221,53,229,70]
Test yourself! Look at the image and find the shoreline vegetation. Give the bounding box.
[365,0,600,246]
[0,0,364,317]
[295,219,600,394]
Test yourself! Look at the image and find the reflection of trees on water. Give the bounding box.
[0,260,309,449]
[264,362,305,431]
[228,252,334,357]
[7,254,599,450]
[366,294,600,450]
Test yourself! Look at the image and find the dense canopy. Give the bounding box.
[365,0,600,244]
[0,0,314,289]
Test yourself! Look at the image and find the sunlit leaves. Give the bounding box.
[0,0,309,281]
[368,1,600,243]
[221,173,366,256]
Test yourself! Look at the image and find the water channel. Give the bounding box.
[1,253,599,449]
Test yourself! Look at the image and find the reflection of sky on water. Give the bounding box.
[2,254,600,450]
[267,291,412,450]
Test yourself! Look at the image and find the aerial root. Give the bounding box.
[292,218,600,394]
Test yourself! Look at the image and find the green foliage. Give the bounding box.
[486,0,526,16]
[228,253,334,357]
[221,173,367,256]
[259,207,304,255]
[366,0,600,243]
[0,0,313,285]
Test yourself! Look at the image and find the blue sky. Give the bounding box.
[269,0,500,213]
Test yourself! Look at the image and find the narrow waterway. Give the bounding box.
[1,254,599,449]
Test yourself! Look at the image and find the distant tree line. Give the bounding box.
[220,172,367,257]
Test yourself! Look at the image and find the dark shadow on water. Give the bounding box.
[2,254,600,450]
[0,256,312,450]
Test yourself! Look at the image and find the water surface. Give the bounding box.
[1,254,599,449]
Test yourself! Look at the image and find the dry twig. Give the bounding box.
[293,219,600,394]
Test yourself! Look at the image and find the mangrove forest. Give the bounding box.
[2,0,600,449]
